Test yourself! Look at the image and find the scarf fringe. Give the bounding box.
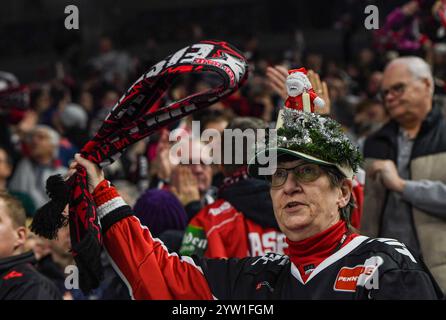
[30,174,69,239]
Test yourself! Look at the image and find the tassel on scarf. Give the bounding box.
[30,174,69,239]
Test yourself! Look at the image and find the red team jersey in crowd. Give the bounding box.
[179,199,287,258]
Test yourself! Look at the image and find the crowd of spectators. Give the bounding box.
[1,0,446,299]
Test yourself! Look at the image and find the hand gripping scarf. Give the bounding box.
[30,40,248,293]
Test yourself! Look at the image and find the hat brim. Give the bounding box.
[247,147,354,180]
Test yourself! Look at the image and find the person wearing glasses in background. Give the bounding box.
[362,56,446,295]
[69,105,441,299]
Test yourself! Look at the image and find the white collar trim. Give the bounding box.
[290,235,369,285]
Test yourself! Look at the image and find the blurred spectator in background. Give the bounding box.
[0,192,61,299]
[148,129,175,188]
[243,34,260,62]
[29,86,51,120]
[0,148,12,193]
[32,216,130,300]
[150,131,215,220]
[8,125,67,209]
[305,53,323,75]
[134,189,188,253]
[78,89,95,115]
[365,71,384,99]
[221,89,251,118]
[58,103,89,167]
[349,99,389,152]
[88,36,135,91]
[42,83,71,131]
[0,147,35,217]
[35,223,73,299]
[355,48,382,94]
[432,0,446,38]
[89,88,120,137]
[193,108,234,188]
[179,117,286,258]
[374,0,433,58]
[194,108,233,136]
[245,74,276,122]
[362,56,446,293]
[433,43,446,92]
[170,139,216,220]
[0,71,34,163]
[325,75,358,129]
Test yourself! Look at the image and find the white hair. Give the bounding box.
[34,125,60,146]
[33,125,60,158]
[387,56,434,95]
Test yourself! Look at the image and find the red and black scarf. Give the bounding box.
[30,40,248,293]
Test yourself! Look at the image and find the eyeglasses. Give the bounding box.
[267,163,324,188]
[378,82,410,100]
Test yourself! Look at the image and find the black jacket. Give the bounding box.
[364,105,446,162]
[103,205,444,299]
[200,236,443,299]
[219,177,278,229]
[0,251,62,300]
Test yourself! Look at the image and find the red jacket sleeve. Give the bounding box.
[93,180,214,300]
[351,176,364,230]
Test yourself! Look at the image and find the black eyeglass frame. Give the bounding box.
[378,78,421,101]
[265,163,325,188]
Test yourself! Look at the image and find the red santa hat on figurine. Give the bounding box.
[284,67,325,113]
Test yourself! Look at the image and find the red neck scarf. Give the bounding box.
[285,220,358,282]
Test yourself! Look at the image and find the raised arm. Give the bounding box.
[71,154,215,300]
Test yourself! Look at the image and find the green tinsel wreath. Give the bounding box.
[276,108,363,172]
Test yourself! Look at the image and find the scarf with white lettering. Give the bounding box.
[31,40,248,293]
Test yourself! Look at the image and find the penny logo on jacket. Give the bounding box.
[333,256,383,292]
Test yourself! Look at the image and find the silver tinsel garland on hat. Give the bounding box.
[274,108,362,172]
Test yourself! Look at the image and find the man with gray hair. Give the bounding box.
[362,56,446,293]
[9,125,67,210]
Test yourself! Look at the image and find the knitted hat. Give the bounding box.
[133,189,188,237]
[248,108,362,179]
[61,103,88,130]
